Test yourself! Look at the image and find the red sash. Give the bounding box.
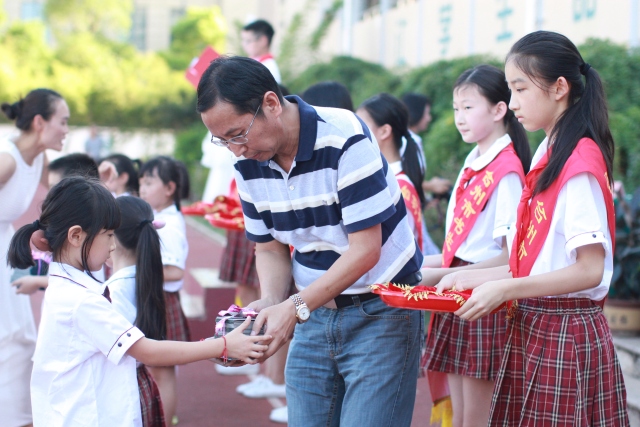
[509,138,615,279]
[255,53,274,63]
[442,144,525,267]
[396,172,423,249]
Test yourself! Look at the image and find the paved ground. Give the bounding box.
[18,186,435,426]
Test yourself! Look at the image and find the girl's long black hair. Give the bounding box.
[139,156,190,210]
[7,177,120,280]
[454,64,532,174]
[359,93,427,207]
[506,31,614,193]
[114,197,166,340]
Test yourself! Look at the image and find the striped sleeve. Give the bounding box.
[337,135,396,233]
[233,167,275,243]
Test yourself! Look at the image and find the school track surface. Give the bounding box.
[20,186,434,427]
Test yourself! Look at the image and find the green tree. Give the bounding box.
[44,0,132,38]
[161,6,227,70]
[288,56,400,106]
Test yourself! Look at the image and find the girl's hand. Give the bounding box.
[435,271,467,293]
[454,279,510,321]
[12,276,47,295]
[420,268,447,287]
[224,317,273,364]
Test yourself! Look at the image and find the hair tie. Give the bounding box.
[152,219,166,230]
[32,219,40,229]
[580,62,591,75]
[139,219,152,228]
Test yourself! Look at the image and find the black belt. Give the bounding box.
[333,271,422,309]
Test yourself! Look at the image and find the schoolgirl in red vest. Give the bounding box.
[419,65,531,427]
[435,31,629,426]
[357,93,426,247]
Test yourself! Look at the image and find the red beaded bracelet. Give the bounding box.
[222,335,228,363]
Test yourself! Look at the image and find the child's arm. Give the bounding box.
[12,275,48,294]
[454,243,605,321]
[421,241,509,287]
[163,265,184,282]
[127,317,272,366]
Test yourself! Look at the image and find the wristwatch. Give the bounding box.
[289,293,310,324]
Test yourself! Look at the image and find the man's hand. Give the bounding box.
[249,298,297,362]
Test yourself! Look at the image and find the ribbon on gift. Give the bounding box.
[214,304,259,336]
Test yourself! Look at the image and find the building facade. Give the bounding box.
[4,0,639,68]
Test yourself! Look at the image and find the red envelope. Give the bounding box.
[185,46,220,89]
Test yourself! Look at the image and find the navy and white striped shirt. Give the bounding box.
[234,96,423,294]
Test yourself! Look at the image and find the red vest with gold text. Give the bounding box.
[442,144,525,268]
[509,138,615,278]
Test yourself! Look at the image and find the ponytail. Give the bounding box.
[8,178,120,275]
[114,197,166,340]
[401,131,427,207]
[505,110,532,174]
[359,93,426,207]
[535,65,613,193]
[506,31,614,194]
[7,221,40,269]
[135,221,166,341]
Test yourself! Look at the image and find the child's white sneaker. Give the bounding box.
[214,363,260,376]
[235,375,268,394]
[240,378,286,398]
[269,406,288,424]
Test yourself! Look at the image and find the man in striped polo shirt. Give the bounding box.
[197,56,424,427]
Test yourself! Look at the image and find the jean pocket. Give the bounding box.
[357,298,410,320]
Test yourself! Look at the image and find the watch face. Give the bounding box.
[299,306,311,320]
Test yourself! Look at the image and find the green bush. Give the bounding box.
[287,56,401,106]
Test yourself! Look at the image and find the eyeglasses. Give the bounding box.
[210,104,261,147]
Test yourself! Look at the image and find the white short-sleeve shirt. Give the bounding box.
[106,265,137,324]
[506,139,613,300]
[32,263,144,427]
[155,205,189,292]
[445,134,523,263]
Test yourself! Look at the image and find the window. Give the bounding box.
[20,1,43,21]
[130,6,147,51]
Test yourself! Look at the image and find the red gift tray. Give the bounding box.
[370,283,506,313]
[181,195,242,216]
[181,201,215,216]
[205,212,245,231]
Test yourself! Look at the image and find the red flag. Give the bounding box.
[185,46,220,89]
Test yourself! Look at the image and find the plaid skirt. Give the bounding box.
[423,258,507,380]
[425,311,507,380]
[219,230,260,288]
[138,365,165,427]
[489,297,629,427]
[164,291,191,342]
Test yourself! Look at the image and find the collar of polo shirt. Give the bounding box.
[258,95,323,167]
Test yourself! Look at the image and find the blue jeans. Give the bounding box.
[286,296,422,427]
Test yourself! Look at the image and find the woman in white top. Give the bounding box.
[0,88,69,427]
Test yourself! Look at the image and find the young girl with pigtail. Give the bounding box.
[356,93,427,247]
[105,196,168,427]
[138,156,191,426]
[436,31,629,426]
[8,177,270,427]
[419,64,531,427]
